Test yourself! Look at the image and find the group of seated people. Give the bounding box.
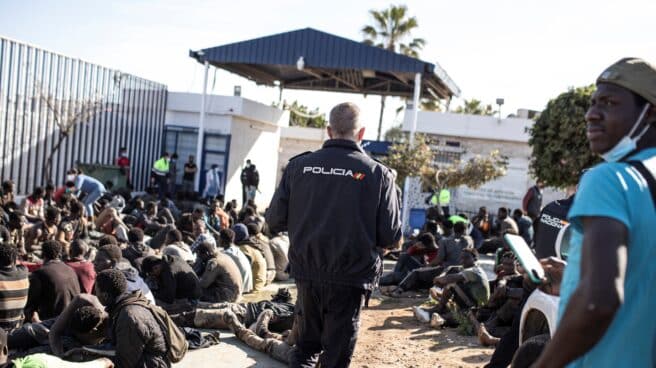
[0,170,300,366]
[380,206,545,368]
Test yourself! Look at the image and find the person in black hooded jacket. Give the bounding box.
[141,255,201,308]
[96,269,169,368]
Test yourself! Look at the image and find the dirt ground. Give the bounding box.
[240,261,496,368]
[352,296,494,368]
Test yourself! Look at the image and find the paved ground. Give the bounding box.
[174,331,286,368]
[173,281,291,368]
[174,256,496,367]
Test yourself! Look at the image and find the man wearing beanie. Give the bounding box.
[219,228,253,293]
[233,223,267,292]
[266,102,401,367]
[534,58,656,368]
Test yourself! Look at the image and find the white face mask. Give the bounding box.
[601,103,652,162]
[66,175,76,182]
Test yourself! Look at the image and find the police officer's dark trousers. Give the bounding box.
[290,280,365,368]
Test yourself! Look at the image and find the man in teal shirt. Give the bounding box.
[534,58,656,367]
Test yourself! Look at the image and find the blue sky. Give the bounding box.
[1,0,655,139]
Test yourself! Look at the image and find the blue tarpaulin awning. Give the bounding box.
[361,140,392,155]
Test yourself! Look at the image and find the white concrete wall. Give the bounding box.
[226,118,281,210]
[276,126,328,183]
[403,111,534,143]
[401,111,565,216]
[165,110,232,134]
[167,92,288,126]
[164,92,289,209]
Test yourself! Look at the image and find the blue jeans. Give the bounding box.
[246,185,257,201]
[83,188,104,217]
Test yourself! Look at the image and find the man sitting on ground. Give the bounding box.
[218,228,253,294]
[93,244,155,304]
[9,293,107,355]
[268,233,290,281]
[413,248,490,328]
[121,228,154,270]
[207,200,230,233]
[141,255,201,310]
[472,252,526,346]
[0,242,28,331]
[379,233,437,287]
[246,222,276,285]
[48,293,108,357]
[25,240,80,321]
[390,221,473,295]
[233,224,267,292]
[58,200,88,243]
[479,207,519,254]
[190,219,216,253]
[195,241,242,303]
[162,228,195,264]
[65,239,96,294]
[136,201,167,235]
[1,328,114,368]
[23,207,61,257]
[95,269,170,368]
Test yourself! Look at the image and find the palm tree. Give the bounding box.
[454,99,496,116]
[362,4,425,141]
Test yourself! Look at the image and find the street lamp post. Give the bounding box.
[496,98,504,121]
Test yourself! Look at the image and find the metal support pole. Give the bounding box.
[195,60,209,192]
[409,72,421,146]
[402,72,422,234]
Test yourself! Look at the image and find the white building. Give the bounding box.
[164,92,290,209]
[401,110,564,219]
[276,126,328,182]
[165,91,562,224]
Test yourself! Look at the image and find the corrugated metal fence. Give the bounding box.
[0,36,167,194]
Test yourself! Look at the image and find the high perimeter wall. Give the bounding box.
[0,36,167,193]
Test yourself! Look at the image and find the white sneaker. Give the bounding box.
[413,306,430,323]
[430,313,445,328]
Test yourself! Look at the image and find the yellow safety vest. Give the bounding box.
[439,189,451,205]
[153,158,169,175]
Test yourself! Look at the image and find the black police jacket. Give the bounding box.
[534,195,574,259]
[265,139,402,290]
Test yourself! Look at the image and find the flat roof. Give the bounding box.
[190,28,460,100]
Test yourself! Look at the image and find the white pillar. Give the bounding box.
[409,73,421,146]
[402,72,422,234]
[195,60,209,192]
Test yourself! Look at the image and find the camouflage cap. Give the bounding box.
[597,58,656,106]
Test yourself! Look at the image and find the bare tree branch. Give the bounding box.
[35,82,110,182]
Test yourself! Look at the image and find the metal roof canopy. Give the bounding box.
[189,28,460,100]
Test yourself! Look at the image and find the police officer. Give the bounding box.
[151,153,170,200]
[266,102,401,367]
